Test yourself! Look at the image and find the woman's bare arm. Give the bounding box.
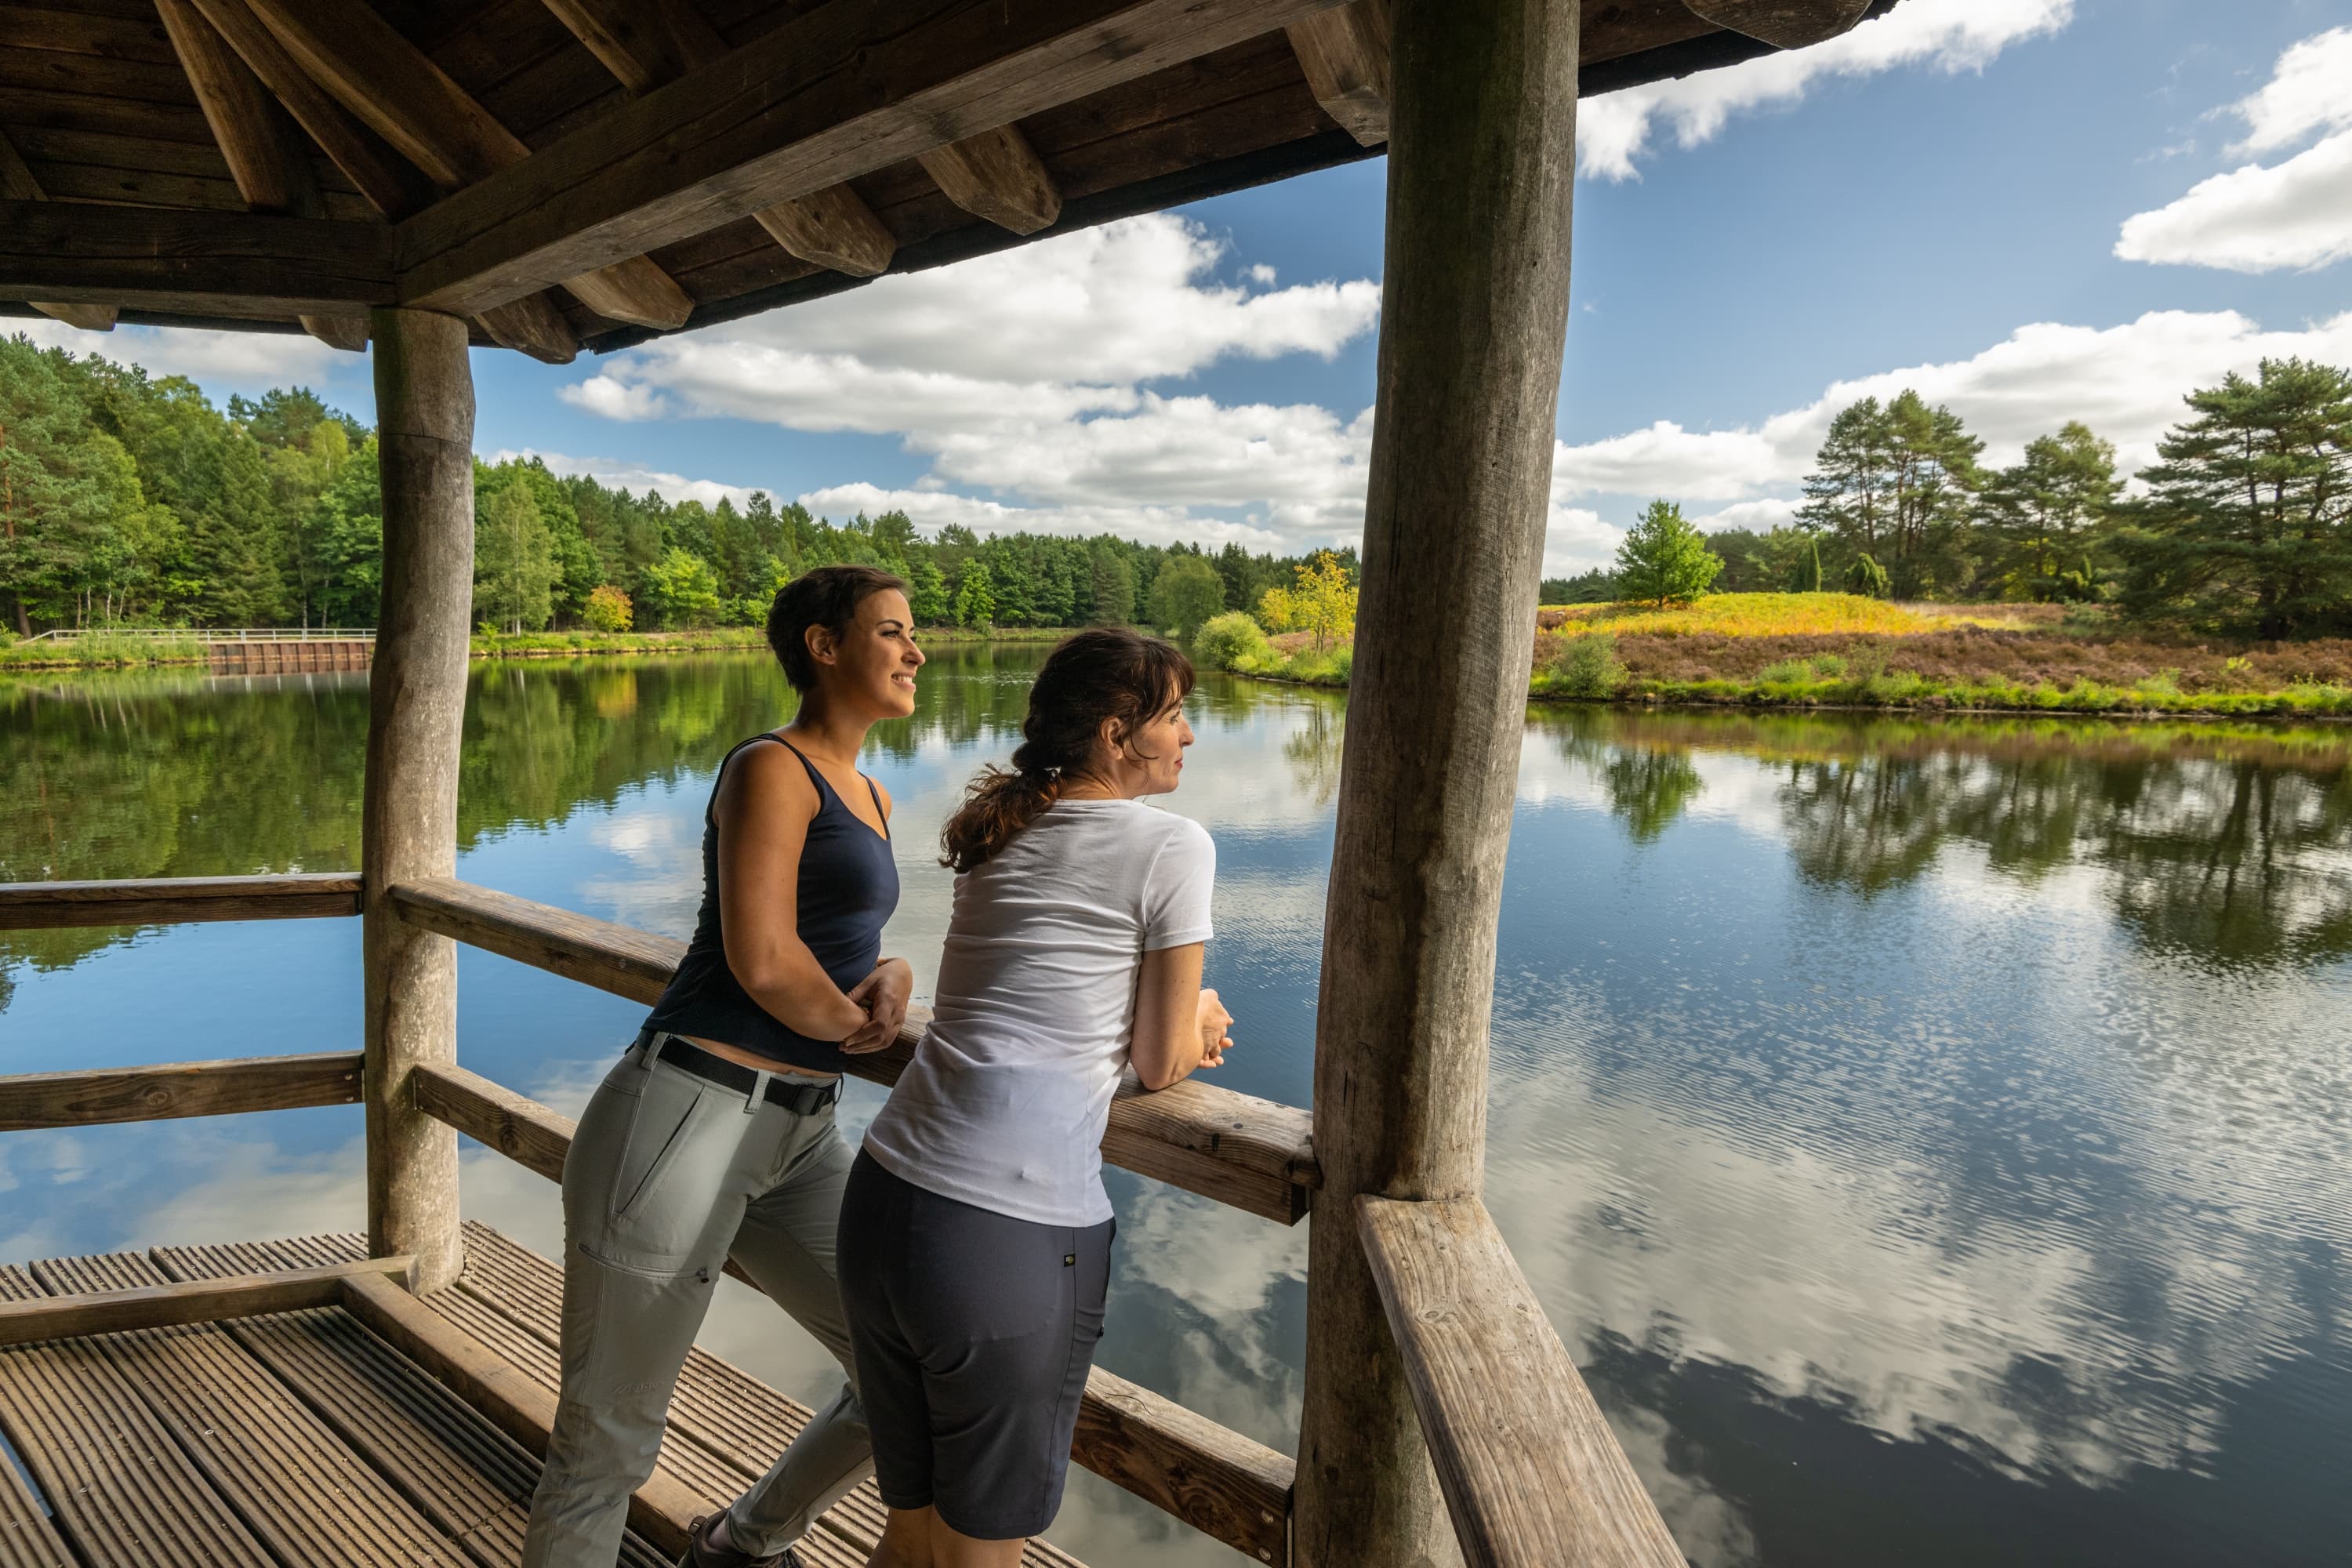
[716,741,873,1042]
[1130,942,1232,1092]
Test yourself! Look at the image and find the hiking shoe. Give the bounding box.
[680,1513,800,1568]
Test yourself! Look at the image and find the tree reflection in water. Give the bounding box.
[1538,706,2352,969]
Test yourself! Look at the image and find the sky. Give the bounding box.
[15,0,2352,575]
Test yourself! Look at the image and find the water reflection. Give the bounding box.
[5,661,2350,1565]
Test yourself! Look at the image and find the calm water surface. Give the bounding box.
[4,647,2349,1566]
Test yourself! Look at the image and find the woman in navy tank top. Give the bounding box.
[523,565,922,1568]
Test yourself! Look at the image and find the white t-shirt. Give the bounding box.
[862,797,1216,1227]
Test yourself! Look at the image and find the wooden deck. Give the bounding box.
[0,1222,1085,1568]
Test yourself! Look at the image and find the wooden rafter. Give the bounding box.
[0,200,392,317]
[238,0,692,331]
[1287,0,1392,147]
[539,0,898,275]
[397,0,1344,319]
[153,0,365,350]
[0,129,116,332]
[917,125,1063,237]
[181,0,577,362]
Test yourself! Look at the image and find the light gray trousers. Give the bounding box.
[520,1037,871,1566]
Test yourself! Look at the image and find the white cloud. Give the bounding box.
[2116,132,2352,273]
[2117,28,2352,275]
[1552,308,2352,516]
[1578,0,2071,180]
[2227,26,2352,156]
[491,447,763,510]
[9,318,358,396]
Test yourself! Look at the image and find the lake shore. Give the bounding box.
[0,623,1074,673]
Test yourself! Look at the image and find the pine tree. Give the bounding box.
[1614,500,1722,608]
[2119,358,2352,637]
[1088,543,1135,625]
[1980,421,2120,597]
[955,561,996,627]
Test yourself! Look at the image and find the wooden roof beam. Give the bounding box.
[240,0,692,330]
[183,0,577,362]
[541,0,896,275]
[0,131,117,332]
[1287,0,1390,147]
[397,0,1345,319]
[154,0,365,351]
[918,125,1063,236]
[1681,0,1875,49]
[0,201,393,318]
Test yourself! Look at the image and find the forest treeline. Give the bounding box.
[0,335,1349,639]
[1544,357,2352,640]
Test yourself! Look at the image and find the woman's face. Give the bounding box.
[1107,687,1194,797]
[811,589,924,719]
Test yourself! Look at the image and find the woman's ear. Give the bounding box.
[1098,713,1128,764]
[803,622,837,669]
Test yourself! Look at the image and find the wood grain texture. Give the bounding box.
[1077,1365,1293,1565]
[1285,0,1391,146]
[339,1270,705,1560]
[152,0,315,212]
[0,1051,362,1131]
[241,0,691,328]
[472,288,579,361]
[412,1062,573,1183]
[918,122,1063,234]
[1682,0,1871,49]
[363,307,474,1295]
[1294,2,1582,1564]
[0,124,118,329]
[388,874,1320,1220]
[0,1257,414,1348]
[0,198,393,312]
[1357,1198,1682,1568]
[394,0,1343,317]
[0,872,363,929]
[541,0,900,277]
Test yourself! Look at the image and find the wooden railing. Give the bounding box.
[20,627,377,642]
[1358,1196,1685,1568]
[0,870,1689,1566]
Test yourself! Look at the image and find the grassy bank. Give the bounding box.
[0,624,1077,671]
[1199,595,2352,720]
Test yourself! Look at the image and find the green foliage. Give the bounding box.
[1148,554,1227,641]
[1980,421,2119,598]
[906,559,950,625]
[1796,533,1824,593]
[1543,632,1628,698]
[475,481,557,633]
[2116,357,2352,638]
[638,546,722,629]
[1799,390,1984,598]
[1192,610,1272,670]
[1088,544,1136,626]
[582,585,633,633]
[1540,568,1616,604]
[954,561,996,628]
[1846,552,1890,598]
[1286,550,1359,651]
[1613,500,1722,608]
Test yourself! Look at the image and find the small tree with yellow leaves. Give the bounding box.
[1291,550,1358,652]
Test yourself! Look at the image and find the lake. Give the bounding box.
[3,645,2348,1566]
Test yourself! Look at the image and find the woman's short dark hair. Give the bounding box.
[939,628,1195,873]
[764,564,908,690]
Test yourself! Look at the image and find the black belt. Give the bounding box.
[645,1033,840,1115]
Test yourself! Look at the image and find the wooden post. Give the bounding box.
[362,307,474,1293]
[1292,1,1580,1564]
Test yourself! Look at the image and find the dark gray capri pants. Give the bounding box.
[837,1149,1114,1541]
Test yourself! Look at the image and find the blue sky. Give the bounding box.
[22,0,2352,572]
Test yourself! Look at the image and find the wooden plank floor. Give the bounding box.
[156,1222,1091,1568]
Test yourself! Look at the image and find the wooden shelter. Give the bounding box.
[0,2,1893,1563]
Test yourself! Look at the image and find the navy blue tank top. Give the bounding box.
[641,734,899,1073]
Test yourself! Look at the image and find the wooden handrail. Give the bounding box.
[390,875,1320,1224]
[414,1058,1295,1565]
[0,1052,364,1131]
[1356,1196,1684,1568]
[0,1255,415,1348]
[0,873,365,930]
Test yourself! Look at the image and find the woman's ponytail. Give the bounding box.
[939,628,1194,873]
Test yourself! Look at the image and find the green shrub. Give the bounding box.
[1544,631,1627,698]
[1193,612,1272,671]
[1758,658,1814,684]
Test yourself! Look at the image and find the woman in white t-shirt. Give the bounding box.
[840,628,1233,1567]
